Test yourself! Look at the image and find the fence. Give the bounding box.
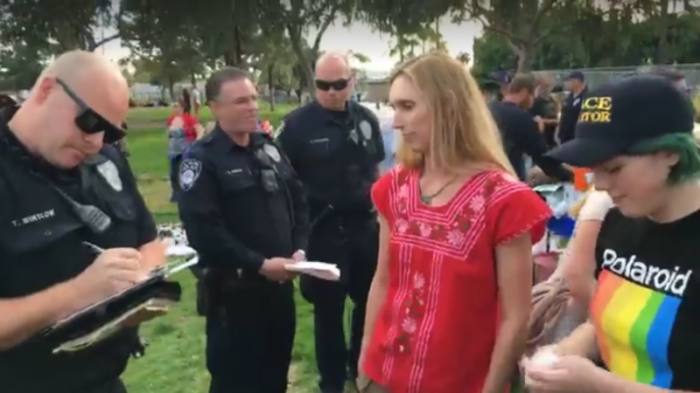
[540,64,700,89]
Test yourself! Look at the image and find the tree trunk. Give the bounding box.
[223,26,244,66]
[655,0,670,64]
[516,40,536,72]
[287,27,315,98]
[267,64,275,112]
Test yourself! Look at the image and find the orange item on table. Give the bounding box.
[573,167,592,191]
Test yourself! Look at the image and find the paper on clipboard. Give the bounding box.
[285,261,340,281]
[46,260,195,354]
[53,298,174,353]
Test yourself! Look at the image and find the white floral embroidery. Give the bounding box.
[469,194,485,212]
[396,219,410,234]
[418,222,432,238]
[402,317,417,333]
[398,184,409,199]
[413,273,425,289]
[446,229,466,247]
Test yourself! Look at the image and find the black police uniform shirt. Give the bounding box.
[529,95,558,146]
[0,123,158,392]
[591,207,700,390]
[558,86,588,143]
[488,100,572,182]
[275,100,385,212]
[177,128,309,273]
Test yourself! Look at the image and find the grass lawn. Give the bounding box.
[121,104,323,393]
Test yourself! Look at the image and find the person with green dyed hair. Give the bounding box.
[521,76,700,393]
[626,131,700,185]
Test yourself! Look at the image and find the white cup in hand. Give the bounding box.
[523,347,560,386]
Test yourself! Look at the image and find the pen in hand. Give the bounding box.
[82,242,105,254]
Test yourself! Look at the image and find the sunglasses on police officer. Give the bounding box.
[55,78,125,144]
[315,78,350,92]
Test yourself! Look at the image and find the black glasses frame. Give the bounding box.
[55,78,125,144]
[315,78,351,92]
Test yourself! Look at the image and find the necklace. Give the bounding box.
[420,174,460,205]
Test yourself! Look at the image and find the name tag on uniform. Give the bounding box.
[11,209,55,227]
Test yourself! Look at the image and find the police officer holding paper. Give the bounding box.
[0,51,166,393]
[276,52,385,393]
[177,67,309,393]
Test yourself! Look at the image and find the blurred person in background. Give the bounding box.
[191,85,202,117]
[530,73,560,148]
[489,74,572,183]
[166,102,199,202]
[558,71,588,144]
[180,88,192,115]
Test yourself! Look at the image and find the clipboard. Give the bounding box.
[38,270,182,353]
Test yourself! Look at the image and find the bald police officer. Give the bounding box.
[277,52,385,393]
[0,51,166,393]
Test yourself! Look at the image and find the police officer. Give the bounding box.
[177,67,309,393]
[558,71,589,144]
[276,52,385,393]
[0,51,166,393]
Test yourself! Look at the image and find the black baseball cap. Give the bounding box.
[566,71,585,81]
[547,75,695,167]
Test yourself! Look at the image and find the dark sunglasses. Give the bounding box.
[55,78,125,144]
[315,78,350,92]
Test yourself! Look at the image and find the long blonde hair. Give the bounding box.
[391,52,514,175]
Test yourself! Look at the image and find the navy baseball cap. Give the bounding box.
[547,75,695,167]
[566,71,585,81]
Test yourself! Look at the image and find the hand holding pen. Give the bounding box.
[73,242,146,304]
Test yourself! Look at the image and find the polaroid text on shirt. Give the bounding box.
[578,96,612,123]
[602,248,692,296]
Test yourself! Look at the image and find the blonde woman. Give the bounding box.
[359,52,552,393]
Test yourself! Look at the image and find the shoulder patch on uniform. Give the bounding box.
[359,120,373,139]
[263,144,281,162]
[179,159,202,191]
[96,160,123,191]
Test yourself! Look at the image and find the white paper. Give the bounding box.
[166,244,197,257]
[285,261,341,281]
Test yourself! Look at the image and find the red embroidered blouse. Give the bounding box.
[362,167,551,393]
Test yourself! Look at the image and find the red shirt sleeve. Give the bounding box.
[184,115,199,141]
[487,173,552,245]
[371,169,395,221]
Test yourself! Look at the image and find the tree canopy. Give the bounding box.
[1,0,700,94]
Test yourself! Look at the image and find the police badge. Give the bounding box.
[179,159,202,191]
[263,144,281,162]
[96,160,123,191]
[359,120,373,140]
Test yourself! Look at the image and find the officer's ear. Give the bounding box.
[34,77,57,105]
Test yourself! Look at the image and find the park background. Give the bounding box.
[4,1,700,392]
